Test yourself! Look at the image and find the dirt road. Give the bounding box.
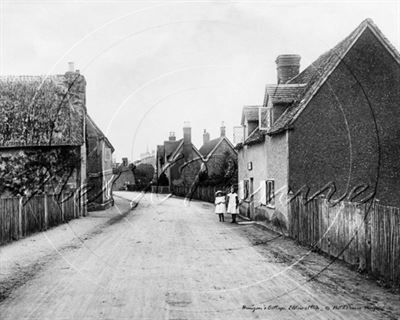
[0,192,399,319]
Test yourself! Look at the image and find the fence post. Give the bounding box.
[18,196,23,239]
[44,193,48,230]
[72,192,76,219]
[74,192,79,218]
[61,196,65,222]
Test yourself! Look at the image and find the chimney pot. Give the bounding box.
[168,132,176,141]
[220,121,226,137]
[276,54,301,84]
[203,129,210,144]
[68,62,75,72]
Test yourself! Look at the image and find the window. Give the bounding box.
[244,180,249,199]
[259,107,273,130]
[266,180,275,206]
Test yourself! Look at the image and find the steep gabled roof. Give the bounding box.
[199,138,221,157]
[86,114,114,152]
[170,141,203,162]
[268,18,400,135]
[164,139,183,159]
[199,136,237,159]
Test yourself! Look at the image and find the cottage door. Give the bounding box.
[249,178,254,218]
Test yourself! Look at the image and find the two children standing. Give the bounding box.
[214,186,239,223]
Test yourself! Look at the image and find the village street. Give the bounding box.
[0,192,399,320]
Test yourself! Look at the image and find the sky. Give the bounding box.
[1,0,399,162]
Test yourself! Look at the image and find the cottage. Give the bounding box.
[0,68,87,206]
[0,64,114,213]
[86,114,115,210]
[237,19,400,233]
[112,157,135,191]
[155,122,203,191]
[198,123,237,185]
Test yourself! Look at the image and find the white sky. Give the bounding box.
[1,0,399,162]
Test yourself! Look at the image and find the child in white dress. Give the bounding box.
[227,186,239,223]
[214,191,226,222]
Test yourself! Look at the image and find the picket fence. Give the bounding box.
[289,196,400,287]
[0,192,83,245]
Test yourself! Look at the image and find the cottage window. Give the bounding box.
[266,180,275,207]
[244,180,249,199]
[259,107,273,130]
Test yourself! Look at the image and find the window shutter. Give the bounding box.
[239,181,244,200]
[260,180,266,205]
[270,180,275,206]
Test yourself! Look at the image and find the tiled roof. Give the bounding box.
[268,18,400,135]
[265,84,307,104]
[164,139,182,158]
[199,138,221,157]
[244,127,265,146]
[0,74,65,82]
[241,105,261,125]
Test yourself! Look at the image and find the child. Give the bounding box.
[214,191,226,222]
[227,186,239,223]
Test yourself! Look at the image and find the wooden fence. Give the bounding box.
[151,186,171,194]
[0,192,83,245]
[173,185,222,203]
[289,196,400,287]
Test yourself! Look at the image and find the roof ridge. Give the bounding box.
[0,74,64,81]
[266,83,307,87]
[268,18,400,135]
[287,19,369,85]
[243,105,262,108]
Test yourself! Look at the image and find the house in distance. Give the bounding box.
[112,157,136,191]
[155,122,203,192]
[198,122,237,186]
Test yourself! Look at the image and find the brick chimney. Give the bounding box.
[203,129,210,144]
[276,54,301,84]
[183,121,191,144]
[183,121,191,160]
[122,157,128,166]
[169,132,176,141]
[220,121,226,137]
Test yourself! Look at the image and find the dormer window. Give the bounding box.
[259,106,272,130]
